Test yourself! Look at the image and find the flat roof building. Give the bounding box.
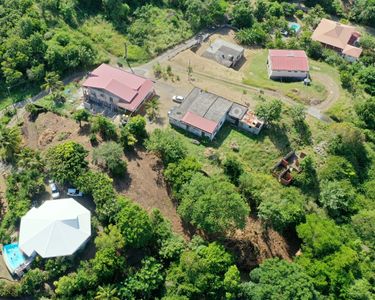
[169,88,232,140]
[169,88,264,140]
[202,39,245,68]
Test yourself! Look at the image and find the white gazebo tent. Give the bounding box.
[19,198,91,258]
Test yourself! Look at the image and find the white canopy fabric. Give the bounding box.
[19,198,91,258]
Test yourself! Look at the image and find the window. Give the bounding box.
[109,97,113,103]
[101,93,105,98]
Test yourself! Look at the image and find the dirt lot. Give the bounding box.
[21,112,186,236]
[226,216,298,270]
[114,150,186,238]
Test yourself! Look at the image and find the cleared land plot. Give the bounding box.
[20,112,185,236]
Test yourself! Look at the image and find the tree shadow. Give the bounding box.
[267,124,292,154]
[77,123,91,136]
[294,121,313,146]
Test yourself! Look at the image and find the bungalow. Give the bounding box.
[267,49,309,80]
[82,64,155,113]
[169,88,232,140]
[202,39,245,68]
[311,19,362,62]
[169,88,264,140]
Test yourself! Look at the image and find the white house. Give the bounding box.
[19,198,91,258]
[267,49,309,80]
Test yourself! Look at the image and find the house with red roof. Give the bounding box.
[169,88,264,140]
[82,64,155,113]
[267,50,309,80]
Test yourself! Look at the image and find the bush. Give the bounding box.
[92,142,127,177]
[146,129,187,166]
[45,141,88,184]
[223,155,243,185]
[91,116,118,141]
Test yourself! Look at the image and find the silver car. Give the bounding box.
[67,188,83,197]
[172,95,184,103]
[49,180,60,199]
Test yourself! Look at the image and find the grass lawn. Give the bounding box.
[172,103,331,179]
[35,83,81,116]
[243,50,328,104]
[0,84,40,111]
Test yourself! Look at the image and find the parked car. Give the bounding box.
[67,188,83,197]
[49,180,60,199]
[172,95,184,103]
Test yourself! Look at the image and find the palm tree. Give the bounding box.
[0,125,21,163]
[145,97,159,121]
[41,72,64,104]
[95,285,120,300]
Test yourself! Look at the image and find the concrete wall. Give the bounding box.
[238,121,263,135]
[88,88,121,106]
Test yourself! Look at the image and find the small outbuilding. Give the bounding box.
[267,49,309,81]
[19,198,91,258]
[202,39,245,68]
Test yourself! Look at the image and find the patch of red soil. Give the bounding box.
[225,216,300,271]
[114,150,187,239]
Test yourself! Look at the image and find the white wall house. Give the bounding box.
[267,50,309,80]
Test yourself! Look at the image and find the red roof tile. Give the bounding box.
[82,64,154,112]
[269,50,309,72]
[182,112,218,134]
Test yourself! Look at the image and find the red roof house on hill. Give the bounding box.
[311,19,362,61]
[267,49,309,80]
[82,64,154,112]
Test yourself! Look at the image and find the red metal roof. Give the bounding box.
[269,50,309,72]
[82,64,154,112]
[181,111,218,134]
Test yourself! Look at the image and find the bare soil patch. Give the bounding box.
[115,149,187,238]
[226,216,299,270]
[21,112,186,237]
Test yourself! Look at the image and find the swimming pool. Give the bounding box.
[289,22,301,33]
[2,243,27,274]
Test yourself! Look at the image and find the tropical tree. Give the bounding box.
[45,141,88,184]
[73,109,90,128]
[255,99,283,124]
[355,97,375,129]
[146,129,187,165]
[240,258,317,300]
[0,125,21,163]
[95,285,120,300]
[91,116,118,141]
[146,97,159,121]
[178,174,250,236]
[92,142,127,177]
[41,72,64,104]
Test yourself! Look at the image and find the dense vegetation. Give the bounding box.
[0,0,374,299]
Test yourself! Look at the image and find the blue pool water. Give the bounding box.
[289,22,301,32]
[3,243,27,273]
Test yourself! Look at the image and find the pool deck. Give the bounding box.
[0,254,14,281]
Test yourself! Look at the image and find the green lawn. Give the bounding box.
[35,83,81,116]
[173,105,331,179]
[243,50,329,104]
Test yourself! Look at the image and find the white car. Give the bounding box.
[49,180,60,199]
[172,95,184,103]
[67,188,83,197]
